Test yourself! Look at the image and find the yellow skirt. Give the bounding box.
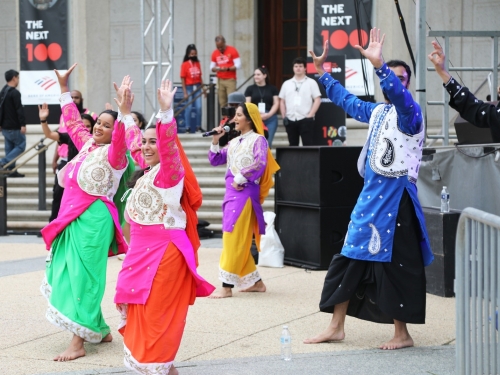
[219,198,261,288]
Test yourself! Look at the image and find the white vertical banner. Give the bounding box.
[19,70,64,105]
[345,59,374,96]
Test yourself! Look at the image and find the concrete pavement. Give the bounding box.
[0,236,456,375]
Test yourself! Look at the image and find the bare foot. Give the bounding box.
[168,364,179,375]
[303,324,345,344]
[379,335,414,350]
[101,333,113,343]
[240,280,266,293]
[53,334,86,361]
[208,287,232,299]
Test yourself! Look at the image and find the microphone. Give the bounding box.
[202,125,230,137]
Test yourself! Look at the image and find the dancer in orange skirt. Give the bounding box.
[114,79,214,374]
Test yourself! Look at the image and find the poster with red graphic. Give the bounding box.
[19,0,67,122]
[314,0,374,96]
[307,55,346,146]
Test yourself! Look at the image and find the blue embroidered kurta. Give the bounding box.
[318,64,433,266]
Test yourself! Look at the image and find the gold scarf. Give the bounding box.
[244,102,280,204]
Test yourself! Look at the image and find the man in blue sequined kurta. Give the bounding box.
[304,29,433,350]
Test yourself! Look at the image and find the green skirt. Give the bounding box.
[40,200,113,343]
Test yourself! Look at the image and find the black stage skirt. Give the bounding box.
[319,189,426,324]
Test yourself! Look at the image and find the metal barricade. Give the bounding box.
[455,207,500,374]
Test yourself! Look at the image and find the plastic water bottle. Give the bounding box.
[280,325,292,361]
[440,186,450,213]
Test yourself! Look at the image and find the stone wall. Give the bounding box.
[0,0,498,129]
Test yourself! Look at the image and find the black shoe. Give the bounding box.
[7,171,25,178]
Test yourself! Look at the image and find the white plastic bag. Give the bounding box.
[258,211,284,268]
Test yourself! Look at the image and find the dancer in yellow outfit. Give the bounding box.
[208,102,279,298]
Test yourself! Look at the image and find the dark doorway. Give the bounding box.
[258,0,308,89]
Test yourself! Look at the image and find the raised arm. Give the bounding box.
[38,103,59,142]
[55,64,92,150]
[154,79,185,188]
[109,87,133,170]
[310,41,377,123]
[428,40,500,139]
[113,75,144,167]
[377,64,422,134]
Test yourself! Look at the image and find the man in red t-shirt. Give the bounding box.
[210,35,241,108]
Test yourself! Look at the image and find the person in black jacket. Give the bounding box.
[0,69,26,177]
[428,41,500,142]
[39,103,96,221]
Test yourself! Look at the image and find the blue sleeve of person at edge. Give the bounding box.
[318,72,377,124]
[318,63,422,136]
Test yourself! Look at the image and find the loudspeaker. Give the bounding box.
[422,207,461,297]
[276,203,352,270]
[275,146,363,207]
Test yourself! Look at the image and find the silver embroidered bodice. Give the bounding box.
[126,164,186,228]
[227,131,262,183]
[57,139,127,201]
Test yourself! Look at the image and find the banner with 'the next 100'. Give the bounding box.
[19,0,68,106]
[314,0,374,97]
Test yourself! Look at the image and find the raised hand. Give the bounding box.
[428,41,451,83]
[157,79,177,112]
[354,28,385,69]
[308,40,329,76]
[114,87,134,116]
[105,102,114,111]
[38,103,49,121]
[54,63,77,93]
[113,75,133,103]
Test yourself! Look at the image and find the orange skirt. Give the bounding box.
[120,241,196,372]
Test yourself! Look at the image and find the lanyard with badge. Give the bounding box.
[293,77,306,106]
[257,86,266,113]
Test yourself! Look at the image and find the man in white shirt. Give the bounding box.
[279,57,322,146]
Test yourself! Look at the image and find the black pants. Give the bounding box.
[285,117,315,146]
[319,190,427,324]
[49,160,67,222]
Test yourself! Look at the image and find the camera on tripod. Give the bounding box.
[221,106,236,118]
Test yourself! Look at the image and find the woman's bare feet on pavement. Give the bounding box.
[303,324,345,344]
[53,334,86,361]
[379,334,414,350]
[240,280,266,293]
[208,287,232,299]
[101,333,113,343]
[168,365,179,375]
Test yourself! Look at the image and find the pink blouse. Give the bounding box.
[41,93,128,255]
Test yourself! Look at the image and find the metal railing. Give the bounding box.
[426,31,500,145]
[172,73,255,133]
[0,137,53,235]
[455,207,500,375]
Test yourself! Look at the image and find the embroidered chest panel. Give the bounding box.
[126,165,186,227]
[367,105,424,181]
[77,144,116,197]
[227,132,261,178]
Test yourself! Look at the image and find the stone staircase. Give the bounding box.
[0,124,292,233]
[1,118,448,234]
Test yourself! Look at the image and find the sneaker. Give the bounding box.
[7,171,25,178]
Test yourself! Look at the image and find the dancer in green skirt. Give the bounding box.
[40,64,135,361]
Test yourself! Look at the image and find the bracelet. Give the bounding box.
[40,120,47,123]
